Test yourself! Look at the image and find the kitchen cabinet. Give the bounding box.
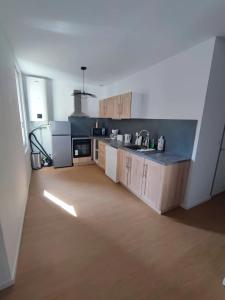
[118,149,190,214]
[99,92,132,119]
[99,100,106,117]
[113,92,131,119]
[120,92,131,119]
[99,98,114,118]
[106,97,114,118]
[97,141,106,170]
[105,145,119,182]
[141,160,163,211]
[113,96,121,119]
[118,149,131,186]
[129,153,145,196]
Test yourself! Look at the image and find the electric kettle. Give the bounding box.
[124,134,132,144]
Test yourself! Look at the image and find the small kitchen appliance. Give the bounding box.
[110,129,119,140]
[72,137,92,158]
[117,134,123,142]
[124,133,132,144]
[92,127,106,137]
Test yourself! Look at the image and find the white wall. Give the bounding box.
[183,38,225,208]
[102,39,214,120]
[102,39,216,209]
[53,79,101,120]
[0,30,31,289]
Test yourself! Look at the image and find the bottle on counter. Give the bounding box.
[135,132,139,145]
[157,136,165,151]
[150,138,155,149]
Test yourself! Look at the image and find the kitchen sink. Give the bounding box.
[124,145,142,150]
[137,148,156,152]
[124,145,156,152]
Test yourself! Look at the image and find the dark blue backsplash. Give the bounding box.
[69,117,197,157]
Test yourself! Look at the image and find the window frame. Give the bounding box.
[15,66,28,152]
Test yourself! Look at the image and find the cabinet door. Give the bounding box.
[129,153,145,196]
[99,100,105,117]
[142,160,163,210]
[118,149,130,187]
[120,92,131,119]
[98,141,106,169]
[106,97,114,118]
[113,95,121,119]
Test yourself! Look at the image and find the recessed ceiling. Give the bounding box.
[1,0,225,85]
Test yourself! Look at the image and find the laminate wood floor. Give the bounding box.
[1,165,225,300]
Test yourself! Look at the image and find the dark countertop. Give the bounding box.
[92,137,191,166]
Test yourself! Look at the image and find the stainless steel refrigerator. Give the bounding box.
[50,121,73,168]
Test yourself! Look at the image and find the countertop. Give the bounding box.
[93,137,191,166]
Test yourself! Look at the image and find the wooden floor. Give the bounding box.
[1,165,225,300]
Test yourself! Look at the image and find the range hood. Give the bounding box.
[70,90,89,118]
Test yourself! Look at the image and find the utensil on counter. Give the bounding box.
[124,133,132,144]
[117,134,123,142]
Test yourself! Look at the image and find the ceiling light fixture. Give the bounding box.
[72,66,96,98]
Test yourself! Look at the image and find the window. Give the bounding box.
[15,67,28,150]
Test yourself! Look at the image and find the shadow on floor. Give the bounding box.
[165,192,225,235]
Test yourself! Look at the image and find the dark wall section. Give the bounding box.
[69,116,197,157]
[109,119,197,157]
[68,117,110,137]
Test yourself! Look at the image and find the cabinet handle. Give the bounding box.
[142,164,146,178]
[144,165,148,194]
[129,157,132,185]
[145,164,148,177]
[126,157,129,168]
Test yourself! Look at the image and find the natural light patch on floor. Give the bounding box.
[43,190,77,217]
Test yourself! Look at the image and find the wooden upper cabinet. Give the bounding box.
[113,96,121,119]
[99,92,132,119]
[99,99,106,118]
[106,97,114,118]
[120,92,131,119]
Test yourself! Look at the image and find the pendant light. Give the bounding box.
[72,66,96,98]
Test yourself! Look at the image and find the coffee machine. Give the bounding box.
[110,129,119,140]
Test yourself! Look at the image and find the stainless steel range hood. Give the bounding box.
[70,90,89,117]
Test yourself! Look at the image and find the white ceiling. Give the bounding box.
[1,0,225,85]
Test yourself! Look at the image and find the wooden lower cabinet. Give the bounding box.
[118,149,131,186]
[129,154,145,196]
[118,149,190,214]
[97,141,106,170]
[141,160,163,212]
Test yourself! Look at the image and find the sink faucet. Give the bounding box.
[138,130,150,148]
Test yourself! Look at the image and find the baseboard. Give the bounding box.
[0,278,15,291]
[2,170,31,291]
[11,181,30,283]
[181,196,211,210]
